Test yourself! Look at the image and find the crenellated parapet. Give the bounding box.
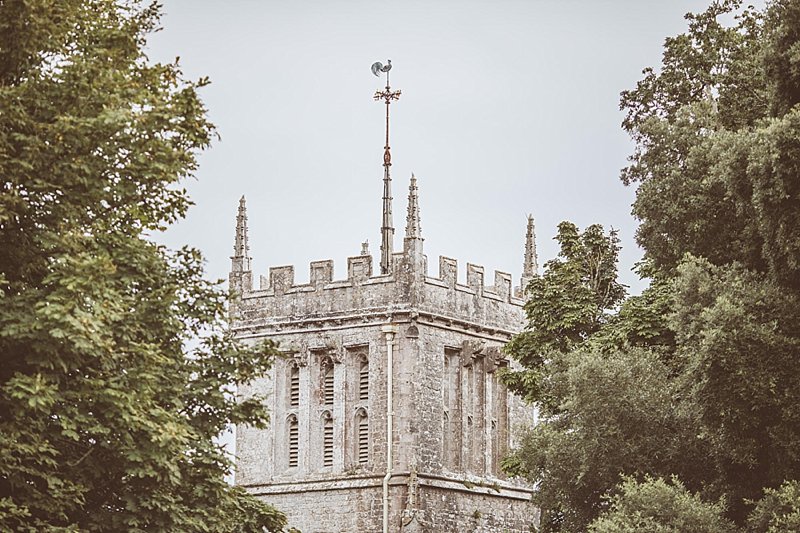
[231,251,525,341]
[230,177,533,340]
[421,256,524,335]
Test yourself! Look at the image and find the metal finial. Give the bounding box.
[372,59,402,275]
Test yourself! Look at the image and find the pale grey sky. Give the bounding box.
[147,0,716,297]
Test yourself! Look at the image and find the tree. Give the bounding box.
[506,2,800,529]
[618,0,800,522]
[504,349,709,532]
[502,224,708,532]
[588,476,736,533]
[0,1,286,530]
[620,0,800,288]
[503,222,626,407]
[671,257,800,519]
[747,480,800,533]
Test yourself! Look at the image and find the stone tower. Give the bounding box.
[232,179,538,531]
[232,67,537,532]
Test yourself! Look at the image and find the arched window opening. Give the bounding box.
[356,408,369,465]
[289,363,300,407]
[322,411,334,467]
[287,415,299,468]
[358,357,369,401]
[322,359,334,406]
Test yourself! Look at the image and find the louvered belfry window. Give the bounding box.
[359,358,369,401]
[287,416,299,468]
[323,412,334,467]
[357,409,369,464]
[323,364,334,406]
[289,364,300,407]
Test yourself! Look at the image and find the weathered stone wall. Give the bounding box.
[233,245,537,530]
[246,478,386,533]
[244,473,536,533]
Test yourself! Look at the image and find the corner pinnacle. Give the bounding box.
[232,195,252,272]
[405,173,422,240]
[521,214,538,291]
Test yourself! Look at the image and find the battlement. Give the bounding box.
[231,252,525,339]
[257,254,381,296]
[229,185,534,338]
[426,256,519,304]
[241,254,522,306]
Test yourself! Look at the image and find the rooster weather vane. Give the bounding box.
[371,59,402,275]
[371,59,392,77]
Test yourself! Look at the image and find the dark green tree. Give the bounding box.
[503,222,626,408]
[502,224,707,531]
[747,480,800,533]
[506,1,800,529]
[588,476,736,533]
[618,0,800,521]
[504,348,708,532]
[670,257,800,520]
[0,1,286,531]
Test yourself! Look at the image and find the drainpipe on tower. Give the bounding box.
[382,324,397,533]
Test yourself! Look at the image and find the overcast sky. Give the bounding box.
[147,0,717,297]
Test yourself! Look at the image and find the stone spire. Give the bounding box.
[403,173,425,281]
[231,195,251,273]
[521,214,538,292]
[404,173,422,240]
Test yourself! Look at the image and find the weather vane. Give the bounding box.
[371,59,401,275]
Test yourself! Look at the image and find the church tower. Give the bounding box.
[232,64,537,532]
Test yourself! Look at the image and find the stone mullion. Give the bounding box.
[299,355,313,474]
[484,370,493,476]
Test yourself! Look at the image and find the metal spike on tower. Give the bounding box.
[372,59,401,275]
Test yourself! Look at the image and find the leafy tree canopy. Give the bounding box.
[747,480,800,533]
[588,476,736,533]
[502,222,625,408]
[506,1,800,530]
[0,1,286,531]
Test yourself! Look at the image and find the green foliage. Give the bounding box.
[503,222,625,408]
[505,349,708,532]
[0,1,286,531]
[671,257,800,518]
[506,2,800,530]
[619,0,800,284]
[747,480,800,533]
[587,275,675,353]
[588,476,736,533]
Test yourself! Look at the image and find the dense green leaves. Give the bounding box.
[502,222,625,407]
[747,481,800,533]
[589,477,736,533]
[506,1,800,531]
[0,1,285,531]
[671,257,800,518]
[505,349,708,532]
